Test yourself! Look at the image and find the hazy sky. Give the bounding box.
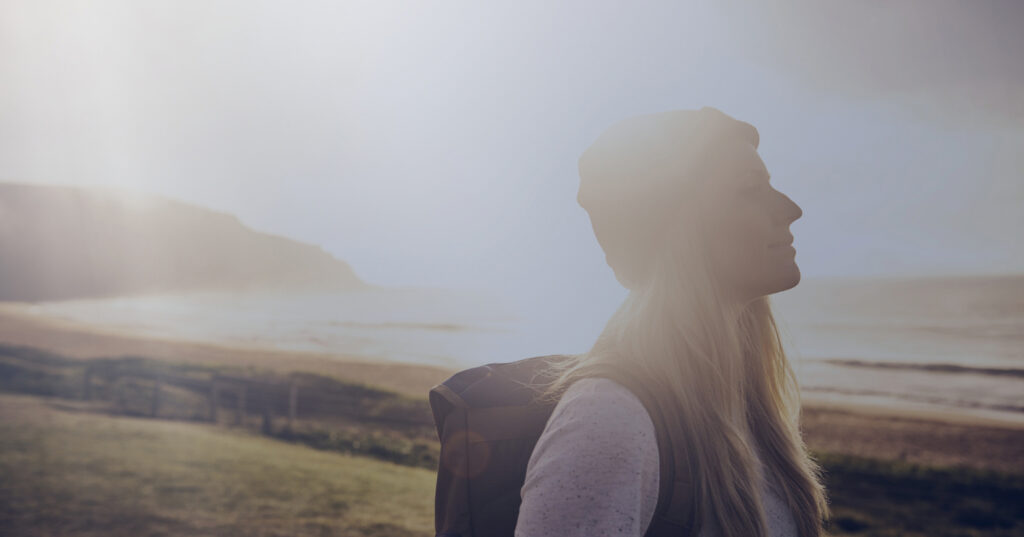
[2,0,1022,315]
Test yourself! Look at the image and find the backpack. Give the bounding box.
[429,354,697,537]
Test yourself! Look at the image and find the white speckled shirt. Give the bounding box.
[514,378,798,537]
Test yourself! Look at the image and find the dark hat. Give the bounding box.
[577,107,759,289]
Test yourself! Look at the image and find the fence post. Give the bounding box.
[261,390,273,435]
[209,380,220,423]
[287,377,298,433]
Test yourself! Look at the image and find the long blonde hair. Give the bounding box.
[544,209,830,537]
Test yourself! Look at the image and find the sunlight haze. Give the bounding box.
[2,0,1022,317]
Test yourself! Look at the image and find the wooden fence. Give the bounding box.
[80,365,433,435]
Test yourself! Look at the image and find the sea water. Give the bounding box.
[772,275,1024,423]
[11,275,1024,424]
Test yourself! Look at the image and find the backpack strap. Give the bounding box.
[587,365,697,537]
[430,355,567,537]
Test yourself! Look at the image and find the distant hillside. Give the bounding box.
[0,183,367,301]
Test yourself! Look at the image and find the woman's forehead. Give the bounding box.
[701,140,766,180]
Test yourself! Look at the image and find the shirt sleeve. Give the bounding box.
[514,377,661,537]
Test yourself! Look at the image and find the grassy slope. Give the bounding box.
[2,336,1024,537]
[2,392,1024,536]
[0,394,434,537]
[818,451,1024,536]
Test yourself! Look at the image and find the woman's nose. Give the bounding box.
[775,190,803,223]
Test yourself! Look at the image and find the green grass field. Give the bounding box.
[818,451,1024,536]
[0,394,435,537]
[4,392,1023,537]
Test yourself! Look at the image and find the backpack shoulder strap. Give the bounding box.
[429,354,570,537]
[587,365,696,537]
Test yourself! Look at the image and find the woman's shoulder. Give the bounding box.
[517,377,661,537]
[560,376,650,410]
[544,376,657,443]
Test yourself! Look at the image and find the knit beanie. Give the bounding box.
[577,107,760,289]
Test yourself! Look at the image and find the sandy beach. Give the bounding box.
[2,304,1021,475]
[0,305,452,397]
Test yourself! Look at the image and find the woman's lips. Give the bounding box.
[768,235,794,248]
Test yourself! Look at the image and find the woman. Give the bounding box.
[514,108,830,537]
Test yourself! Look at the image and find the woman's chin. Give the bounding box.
[766,264,801,296]
[782,268,802,293]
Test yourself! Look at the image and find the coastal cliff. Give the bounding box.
[0,183,366,300]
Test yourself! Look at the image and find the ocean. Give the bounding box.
[10,275,1024,425]
[771,275,1024,424]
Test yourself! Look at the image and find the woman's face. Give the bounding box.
[691,140,804,304]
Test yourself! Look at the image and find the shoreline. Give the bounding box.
[2,303,1022,474]
[802,396,1024,431]
[2,303,1020,426]
[800,399,1024,474]
[0,304,454,397]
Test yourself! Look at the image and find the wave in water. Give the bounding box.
[323,320,503,333]
[802,385,1024,415]
[823,358,1024,378]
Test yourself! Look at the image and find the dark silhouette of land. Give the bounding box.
[0,183,366,301]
